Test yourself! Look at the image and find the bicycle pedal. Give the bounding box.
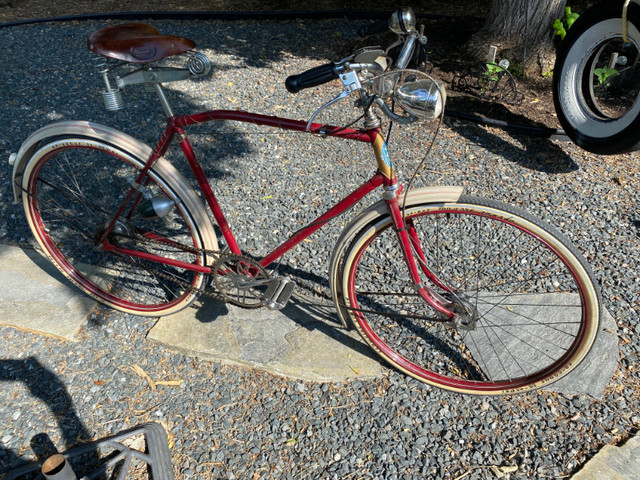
[263,278,296,310]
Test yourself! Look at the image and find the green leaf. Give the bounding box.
[553,19,567,40]
[594,66,619,85]
[566,13,579,28]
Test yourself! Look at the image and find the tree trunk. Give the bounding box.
[467,0,566,76]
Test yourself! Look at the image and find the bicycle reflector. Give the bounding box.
[394,78,445,121]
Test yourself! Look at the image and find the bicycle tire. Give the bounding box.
[553,0,640,154]
[20,134,210,316]
[335,195,601,395]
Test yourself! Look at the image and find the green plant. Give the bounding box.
[594,66,619,85]
[485,62,502,82]
[564,6,579,28]
[553,19,566,40]
[508,62,524,78]
[553,6,580,40]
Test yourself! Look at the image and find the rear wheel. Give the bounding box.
[553,0,640,154]
[21,136,209,316]
[337,196,600,395]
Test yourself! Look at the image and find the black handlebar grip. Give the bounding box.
[357,19,389,38]
[285,62,339,94]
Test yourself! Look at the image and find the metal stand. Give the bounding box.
[6,423,174,480]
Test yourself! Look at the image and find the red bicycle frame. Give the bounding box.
[99,108,454,317]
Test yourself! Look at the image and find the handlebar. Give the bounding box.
[285,62,340,94]
[283,7,442,127]
[285,7,420,95]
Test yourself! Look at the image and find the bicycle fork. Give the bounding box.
[382,187,457,320]
[371,130,458,321]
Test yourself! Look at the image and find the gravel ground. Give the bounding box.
[1,17,640,480]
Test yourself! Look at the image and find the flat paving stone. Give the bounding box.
[148,294,386,382]
[549,306,618,399]
[149,288,618,396]
[0,245,95,339]
[570,434,640,480]
[466,292,618,399]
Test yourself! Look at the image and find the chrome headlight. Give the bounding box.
[394,78,445,121]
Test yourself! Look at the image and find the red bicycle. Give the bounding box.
[11,8,601,395]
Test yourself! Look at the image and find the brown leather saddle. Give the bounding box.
[88,23,196,64]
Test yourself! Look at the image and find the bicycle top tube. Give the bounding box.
[171,110,377,144]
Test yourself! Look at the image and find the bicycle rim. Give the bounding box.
[22,137,207,316]
[341,196,600,395]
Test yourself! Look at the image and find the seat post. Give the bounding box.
[153,83,175,118]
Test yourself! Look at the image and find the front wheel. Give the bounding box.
[335,195,601,395]
[553,0,640,154]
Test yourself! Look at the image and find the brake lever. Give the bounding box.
[305,70,362,131]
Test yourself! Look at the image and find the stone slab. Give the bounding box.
[150,288,618,394]
[148,294,385,382]
[571,435,640,480]
[549,307,619,399]
[0,245,96,339]
[464,292,618,399]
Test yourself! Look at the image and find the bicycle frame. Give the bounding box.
[98,106,454,318]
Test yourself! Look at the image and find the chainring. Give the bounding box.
[212,253,270,308]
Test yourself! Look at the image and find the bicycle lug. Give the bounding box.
[263,277,296,310]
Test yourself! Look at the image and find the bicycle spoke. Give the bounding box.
[24,140,206,314]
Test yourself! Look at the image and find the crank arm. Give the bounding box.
[235,278,272,288]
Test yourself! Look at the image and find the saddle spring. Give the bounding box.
[186,51,212,77]
[94,57,124,111]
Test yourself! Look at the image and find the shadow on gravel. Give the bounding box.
[0,357,100,478]
[445,98,578,174]
[191,19,358,70]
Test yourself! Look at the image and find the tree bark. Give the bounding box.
[467,0,566,76]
